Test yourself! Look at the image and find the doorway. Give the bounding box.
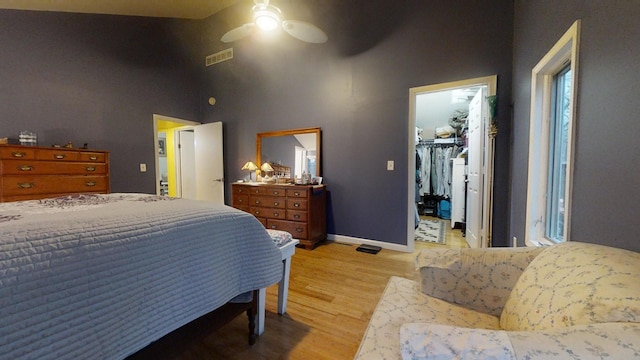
[407,76,497,251]
[153,114,199,198]
[153,116,225,204]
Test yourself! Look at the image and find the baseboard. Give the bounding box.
[326,234,412,253]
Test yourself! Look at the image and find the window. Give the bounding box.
[546,65,571,242]
[526,21,580,246]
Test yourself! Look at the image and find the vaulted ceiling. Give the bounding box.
[0,0,240,19]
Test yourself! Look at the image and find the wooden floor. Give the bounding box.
[175,217,467,359]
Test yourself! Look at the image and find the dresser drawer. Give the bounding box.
[36,149,79,161]
[249,206,286,219]
[266,219,308,239]
[233,184,249,195]
[79,152,107,162]
[265,187,287,196]
[251,195,286,208]
[0,147,36,160]
[232,194,249,208]
[287,209,307,222]
[1,175,108,196]
[248,186,269,195]
[286,188,309,198]
[1,160,107,175]
[287,198,308,210]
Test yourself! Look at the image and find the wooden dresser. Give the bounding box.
[232,183,326,250]
[0,145,110,202]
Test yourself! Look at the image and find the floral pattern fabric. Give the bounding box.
[416,247,543,317]
[266,229,292,247]
[355,242,640,360]
[354,276,500,360]
[500,242,640,331]
[400,323,516,360]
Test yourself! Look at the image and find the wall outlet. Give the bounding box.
[387,160,394,171]
[139,163,147,172]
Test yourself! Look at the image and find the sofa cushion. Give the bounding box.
[400,323,516,360]
[507,323,640,359]
[500,242,640,331]
[355,276,500,360]
[417,247,543,317]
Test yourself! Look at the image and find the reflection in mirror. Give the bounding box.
[256,127,321,182]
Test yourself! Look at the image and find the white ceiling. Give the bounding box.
[0,0,240,19]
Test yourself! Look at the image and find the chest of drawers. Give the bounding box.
[232,183,326,250]
[0,145,110,202]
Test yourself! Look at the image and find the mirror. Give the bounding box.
[256,127,321,180]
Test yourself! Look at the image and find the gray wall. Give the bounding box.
[0,1,514,248]
[203,0,514,246]
[0,10,200,193]
[511,1,640,252]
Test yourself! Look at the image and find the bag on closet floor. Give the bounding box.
[438,199,451,220]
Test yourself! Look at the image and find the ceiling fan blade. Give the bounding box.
[221,23,255,43]
[282,20,328,43]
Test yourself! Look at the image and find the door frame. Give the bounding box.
[407,75,497,251]
[152,114,200,196]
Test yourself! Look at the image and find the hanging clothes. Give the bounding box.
[415,150,422,203]
[416,140,464,199]
[418,146,431,196]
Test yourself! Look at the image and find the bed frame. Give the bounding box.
[128,290,259,359]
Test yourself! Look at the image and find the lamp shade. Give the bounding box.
[241,161,258,171]
[261,162,274,172]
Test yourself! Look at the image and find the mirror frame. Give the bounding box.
[256,127,322,177]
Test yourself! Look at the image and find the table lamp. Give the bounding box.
[241,161,258,182]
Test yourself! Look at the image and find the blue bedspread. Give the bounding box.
[0,193,282,359]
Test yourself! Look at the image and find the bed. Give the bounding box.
[0,193,283,359]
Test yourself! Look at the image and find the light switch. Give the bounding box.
[140,163,147,172]
[387,160,394,171]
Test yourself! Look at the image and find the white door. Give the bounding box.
[178,130,196,199]
[466,89,485,248]
[194,122,224,204]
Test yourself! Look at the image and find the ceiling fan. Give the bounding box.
[221,0,328,44]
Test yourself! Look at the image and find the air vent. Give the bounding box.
[206,48,233,67]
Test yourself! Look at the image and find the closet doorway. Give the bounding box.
[407,75,497,250]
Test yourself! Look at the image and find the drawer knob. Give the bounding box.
[274,202,279,206]
[85,181,97,187]
[295,228,303,233]
[238,189,243,193]
[11,152,26,158]
[54,154,66,159]
[17,165,33,171]
[294,192,300,196]
[274,212,280,217]
[293,214,301,219]
[273,191,279,195]
[85,166,96,172]
[89,156,98,160]
[255,200,261,204]
[238,199,243,203]
[294,203,300,207]
[17,182,34,189]
[270,225,277,229]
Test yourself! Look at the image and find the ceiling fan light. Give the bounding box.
[254,6,280,31]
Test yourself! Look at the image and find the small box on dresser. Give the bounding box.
[0,145,110,202]
[232,183,326,250]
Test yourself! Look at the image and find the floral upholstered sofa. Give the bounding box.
[354,242,640,359]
